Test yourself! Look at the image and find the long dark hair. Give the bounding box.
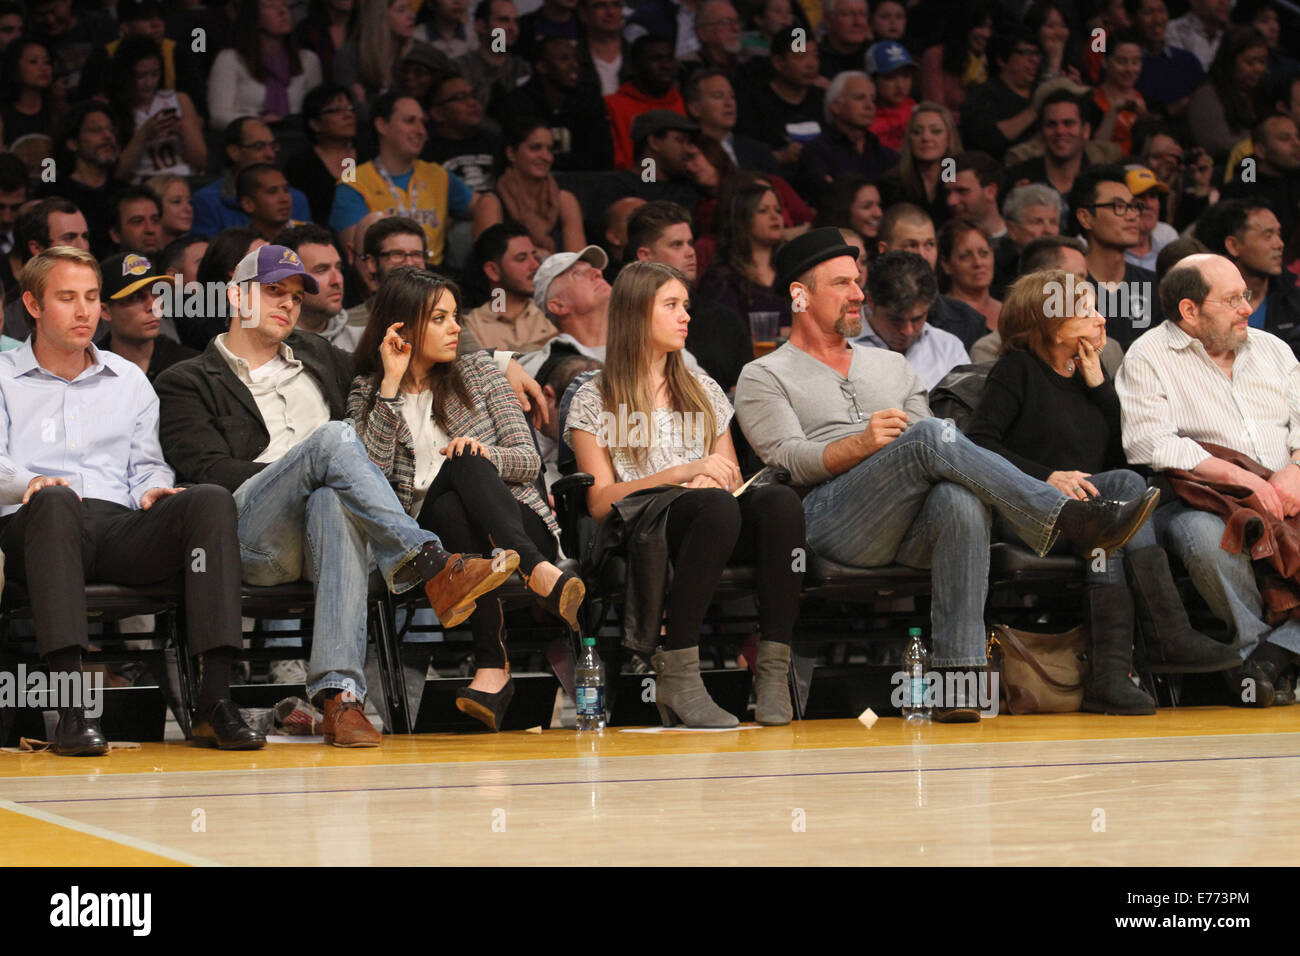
[1207,25,1270,135]
[940,0,996,79]
[235,0,305,81]
[108,35,165,142]
[495,115,550,177]
[354,267,473,432]
[714,173,780,278]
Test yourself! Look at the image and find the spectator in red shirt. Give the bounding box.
[866,40,918,152]
[606,35,686,171]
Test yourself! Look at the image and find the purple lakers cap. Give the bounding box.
[230,244,319,294]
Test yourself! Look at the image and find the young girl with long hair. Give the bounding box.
[566,261,806,726]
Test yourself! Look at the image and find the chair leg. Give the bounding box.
[371,593,411,734]
[170,605,195,739]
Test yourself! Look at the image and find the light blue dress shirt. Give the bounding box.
[0,340,174,516]
[856,323,972,390]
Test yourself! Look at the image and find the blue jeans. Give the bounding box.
[803,418,1069,667]
[233,420,441,702]
[1154,501,1300,659]
[994,468,1155,588]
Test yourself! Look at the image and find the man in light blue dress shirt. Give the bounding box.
[856,251,971,389]
[0,247,264,755]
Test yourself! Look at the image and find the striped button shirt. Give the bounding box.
[1116,320,1300,473]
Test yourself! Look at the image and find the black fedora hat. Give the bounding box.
[774,227,860,293]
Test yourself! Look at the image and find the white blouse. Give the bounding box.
[400,389,450,517]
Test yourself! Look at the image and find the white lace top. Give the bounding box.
[564,370,734,482]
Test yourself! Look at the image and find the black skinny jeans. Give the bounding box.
[416,451,557,669]
[661,484,806,650]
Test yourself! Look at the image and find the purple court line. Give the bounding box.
[9,751,1300,805]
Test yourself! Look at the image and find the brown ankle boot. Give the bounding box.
[425,551,520,627]
[321,692,381,747]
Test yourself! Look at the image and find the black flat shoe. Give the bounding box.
[455,678,515,732]
[192,699,267,750]
[52,709,109,756]
[536,570,585,631]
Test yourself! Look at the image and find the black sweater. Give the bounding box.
[965,348,1127,481]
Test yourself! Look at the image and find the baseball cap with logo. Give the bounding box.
[230,244,319,294]
[864,41,915,76]
[100,251,166,300]
[533,245,609,317]
[1125,165,1170,196]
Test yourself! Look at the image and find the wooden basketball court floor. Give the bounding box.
[2,708,1298,866]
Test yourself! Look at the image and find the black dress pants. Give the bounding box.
[0,485,243,657]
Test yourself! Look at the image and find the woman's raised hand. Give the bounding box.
[379,322,412,395]
[1075,336,1105,388]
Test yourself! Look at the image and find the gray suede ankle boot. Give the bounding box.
[753,641,793,725]
[650,647,739,728]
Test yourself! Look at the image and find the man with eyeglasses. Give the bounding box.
[960,28,1042,157]
[1198,198,1300,359]
[422,72,501,195]
[191,118,312,239]
[856,250,968,389]
[735,227,1160,722]
[677,0,748,86]
[1117,253,1300,706]
[1071,164,1162,352]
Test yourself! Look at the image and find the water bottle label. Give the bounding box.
[577,686,605,716]
[908,677,924,709]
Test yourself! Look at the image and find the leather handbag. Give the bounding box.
[987,623,1090,714]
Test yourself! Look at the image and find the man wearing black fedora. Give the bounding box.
[732,227,1161,720]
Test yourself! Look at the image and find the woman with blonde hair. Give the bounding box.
[335,0,437,109]
[349,267,582,731]
[878,101,962,229]
[566,261,806,726]
[146,173,195,243]
[966,270,1239,714]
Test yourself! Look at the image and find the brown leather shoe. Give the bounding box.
[321,692,381,748]
[426,551,520,628]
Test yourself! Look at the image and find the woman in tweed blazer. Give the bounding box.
[348,268,583,731]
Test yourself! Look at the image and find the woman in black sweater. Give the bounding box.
[967,269,1238,714]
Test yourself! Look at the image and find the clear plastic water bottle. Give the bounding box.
[902,626,931,724]
[575,637,606,731]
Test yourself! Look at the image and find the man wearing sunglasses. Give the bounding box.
[1071,165,1162,352]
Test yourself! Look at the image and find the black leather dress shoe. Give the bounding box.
[52,709,109,756]
[191,699,266,750]
[1272,671,1295,706]
[1223,661,1276,707]
[1056,487,1161,556]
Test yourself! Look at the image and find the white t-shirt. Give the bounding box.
[400,389,451,518]
[130,89,192,180]
[593,53,622,97]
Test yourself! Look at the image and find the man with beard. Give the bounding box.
[1117,253,1300,706]
[41,103,121,257]
[735,227,1161,721]
[677,0,748,86]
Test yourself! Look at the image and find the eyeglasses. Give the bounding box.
[241,140,281,153]
[839,381,866,423]
[1091,200,1142,216]
[375,249,428,263]
[1208,291,1253,309]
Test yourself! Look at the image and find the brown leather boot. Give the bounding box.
[321,692,381,747]
[425,551,520,628]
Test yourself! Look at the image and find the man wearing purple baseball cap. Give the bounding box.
[155,246,520,747]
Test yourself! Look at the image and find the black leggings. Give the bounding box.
[662,485,806,650]
[416,451,558,669]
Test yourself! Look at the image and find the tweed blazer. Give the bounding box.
[347,351,559,537]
